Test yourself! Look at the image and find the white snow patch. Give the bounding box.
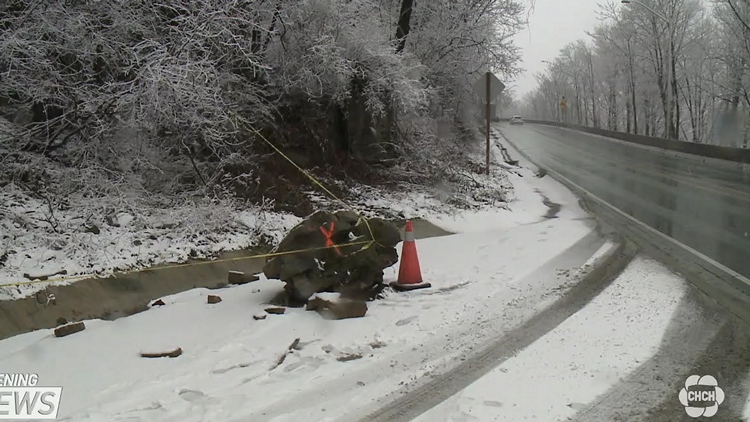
[0,183,302,299]
[412,256,687,422]
[350,135,583,235]
[310,292,342,302]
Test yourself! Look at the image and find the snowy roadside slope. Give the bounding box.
[0,139,609,421]
[2,129,520,299]
[357,134,588,234]
[0,213,600,422]
[0,184,302,299]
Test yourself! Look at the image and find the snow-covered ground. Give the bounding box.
[0,135,549,300]
[0,140,609,421]
[411,256,687,422]
[0,186,302,299]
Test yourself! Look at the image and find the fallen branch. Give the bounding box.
[24,269,67,281]
[269,337,300,370]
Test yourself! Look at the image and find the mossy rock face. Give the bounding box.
[262,210,401,303]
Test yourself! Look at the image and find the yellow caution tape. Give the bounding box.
[231,114,384,249]
[6,239,375,288]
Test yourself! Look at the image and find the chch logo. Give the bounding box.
[679,375,725,418]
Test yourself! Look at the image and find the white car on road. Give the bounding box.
[510,116,524,125]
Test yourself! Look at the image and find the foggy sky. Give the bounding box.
[511,0,602,99]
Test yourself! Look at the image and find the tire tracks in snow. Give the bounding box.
[570,288,726,422]
[352,238,637,422]
[643,315,750,421]
[570,288,750,422]
[245,228,610,422]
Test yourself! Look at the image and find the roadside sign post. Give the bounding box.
[485,72,491,175]
[473,72,505,175]
[560,97,567,123]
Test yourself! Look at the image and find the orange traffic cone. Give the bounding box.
[390,221,431,292]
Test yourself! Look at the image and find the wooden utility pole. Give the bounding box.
[485,71,491,175]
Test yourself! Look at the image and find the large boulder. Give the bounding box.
[263,210,401,304]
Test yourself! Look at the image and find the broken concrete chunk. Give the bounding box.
[141,348,182,358]
[151,299,166,307]
[253,313,267,320]
[265,307,286,315]
[54,321,85,338]
[308,296,367,320]
[337,353,363,362]
[228,271,244,284]
[228,271,260,285]
[207,295,222,304]
[370,340,385,349]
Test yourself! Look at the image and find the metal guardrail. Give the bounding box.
[499,118,750,164]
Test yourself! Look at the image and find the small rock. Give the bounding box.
[253,313,267,320]
[151,299,166,306]
[55,317,68,326]
[337,353,363,362]
[84,224,100,235]
[308,297,367,320]
[228,271,260,286]
[133,239,142,246]
[141,348,182,358]
[207,295,222,304]
[105,214,120,227]
[370,340,385,349]
[265,307,286,315]
[54,321,85,338]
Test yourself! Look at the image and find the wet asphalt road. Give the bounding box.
[497,123,750,421]
[499,123,750,280]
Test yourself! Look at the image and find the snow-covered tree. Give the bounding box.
[0,0,527,199]
[524,0,749,146]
